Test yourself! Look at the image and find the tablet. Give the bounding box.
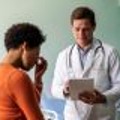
[69,78,94,100]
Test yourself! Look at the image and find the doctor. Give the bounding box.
[51,6,120,120]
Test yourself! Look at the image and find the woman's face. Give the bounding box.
[22,45,40,70]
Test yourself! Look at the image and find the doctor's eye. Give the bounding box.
[74,27,80,32]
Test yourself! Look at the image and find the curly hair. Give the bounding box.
[4,23,46,51]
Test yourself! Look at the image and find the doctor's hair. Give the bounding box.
[4,22,46,51]
[70,6,96,27]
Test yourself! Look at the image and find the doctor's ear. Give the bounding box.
[92,25,96,31]
[71,27,76,34]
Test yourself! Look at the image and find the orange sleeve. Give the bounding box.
[8,70,44,120]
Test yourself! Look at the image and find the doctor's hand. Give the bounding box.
[34,56,47,84]
[79,90,106,105]
[63,81,70,98]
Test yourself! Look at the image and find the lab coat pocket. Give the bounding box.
[91,104,115,120]
[90,68,110,92]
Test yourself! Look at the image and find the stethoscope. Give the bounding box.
[68,39,105,70]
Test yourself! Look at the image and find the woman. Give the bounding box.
[0,23,47,120]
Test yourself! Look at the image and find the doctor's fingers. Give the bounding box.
[79,91,95,98]
[92,90,107,103]
[63,86,70,93]
[80,90,107,104]
[79,95,94,104]
[79,91,96,104]
[63,86,70,97]
[64,81,70,91]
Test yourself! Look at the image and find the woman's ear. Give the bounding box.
[18,42,27,55]
[22,42,28,50]
[22,41,31,51]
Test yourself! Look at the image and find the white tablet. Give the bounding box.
[69,78,94,100]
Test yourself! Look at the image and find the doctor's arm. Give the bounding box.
[103,48,120,105]
[51,53,69,100]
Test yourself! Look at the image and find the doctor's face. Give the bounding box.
[72,19,95,48]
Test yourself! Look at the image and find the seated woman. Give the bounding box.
[0,23,47,120]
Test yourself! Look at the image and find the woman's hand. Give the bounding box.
[34,57,47,83]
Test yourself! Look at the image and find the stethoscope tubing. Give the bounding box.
[68,39,104,69]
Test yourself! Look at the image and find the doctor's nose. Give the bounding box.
[79,29,85,35]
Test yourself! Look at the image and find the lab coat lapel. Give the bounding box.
[71,45,83,78]
[82,39,101,78]
[71,39,100,78]
[82,48,95,77]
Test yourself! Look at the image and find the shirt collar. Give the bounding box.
[77,42,93,55]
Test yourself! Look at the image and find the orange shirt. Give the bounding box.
[0,63,44,120]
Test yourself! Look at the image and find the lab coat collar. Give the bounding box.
[71,38,101,78]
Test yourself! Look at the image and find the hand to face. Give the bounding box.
[34,57,47,83]
[79,89,106,105]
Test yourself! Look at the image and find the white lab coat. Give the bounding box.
[51,38,120,120]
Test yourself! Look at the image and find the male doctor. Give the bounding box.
[51,6,120,120]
